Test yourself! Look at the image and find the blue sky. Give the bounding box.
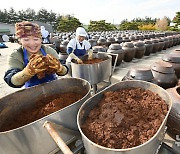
[0,0,179,24]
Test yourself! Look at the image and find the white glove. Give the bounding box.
[69,53,83,64]
[88,50,93,60]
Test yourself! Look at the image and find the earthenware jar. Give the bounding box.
[115,36,123,44]
[122,42,136,62]
[143,39,153,56]
[106,37,115,47]
[137,35,144,41]
[163,37,169,50]
[92,35,99,41]
[59,40,69,53]
[177,34,180,45]
[59,52,68,63]
[151,61,178,89]
[129,35,136,41]
[54,40,61,54]
[92,46,107,52]
[133,41,145,59]
[167,36,173,47]
[151,39,160,53]
[88,39,97,47]
[122,66,155,83]
[107,44,125,66]
[143,34,150,39]
[172,35,178,46]
[122,36,130,43]
[97,37,107,46]
[158,38,165,51]
[162,54,180,78]
[166,86,180,140]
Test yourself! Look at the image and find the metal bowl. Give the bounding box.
[71,53,112,85]
[0,78,91,154]
[77,80,172,154]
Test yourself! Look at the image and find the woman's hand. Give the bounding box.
[46,54,61,71]
[26,54,47,76]
[46,54,68,75]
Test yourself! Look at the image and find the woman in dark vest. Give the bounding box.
[4,21,68,88]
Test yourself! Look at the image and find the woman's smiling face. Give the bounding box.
[20,36,42,54]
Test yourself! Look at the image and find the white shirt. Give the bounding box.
[67,38,91,51]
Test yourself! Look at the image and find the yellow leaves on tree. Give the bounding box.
[155,17,169,31]
[138,24,156,30]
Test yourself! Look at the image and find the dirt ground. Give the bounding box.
[0,42,23,98]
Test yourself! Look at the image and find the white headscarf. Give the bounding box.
[76,27,87,37]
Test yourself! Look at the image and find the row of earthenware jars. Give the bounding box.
[51,31,180,64]
[89,32,179,49]
[122,61,178,89]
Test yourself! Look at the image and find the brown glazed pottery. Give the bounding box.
[133,41,145,59]
[97,37,107,46]
[122,65,155,83]
[151,39,160,53]
[163,37,170,50]
[122,36,130,43]
[143,39,153,56]
[115,36,123,44]
[162,54,180,78]
[129,35,136,41]
[172,35,178,46]
[107,44,125,66]
[106,37,115,47]
[59,40,69,53]
[166,86,180,140]
[122,42,136,62]
[167,36,173,47]
[151,61,178,89]
[54,40,61,54]
[92,46,107,52]
[88,39,97,47]
[158,38,165,51]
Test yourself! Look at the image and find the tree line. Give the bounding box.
[0,8,179,32]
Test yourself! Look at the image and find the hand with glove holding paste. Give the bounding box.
[4,21,68,88]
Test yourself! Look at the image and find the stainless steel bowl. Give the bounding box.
[77,80,172,154]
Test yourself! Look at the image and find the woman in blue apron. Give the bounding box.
[4,21,68,88]
[66,27,91,75]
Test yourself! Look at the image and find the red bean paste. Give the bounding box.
[0,92,85,132]
[82,88,168,149]
[83,58,104,64]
